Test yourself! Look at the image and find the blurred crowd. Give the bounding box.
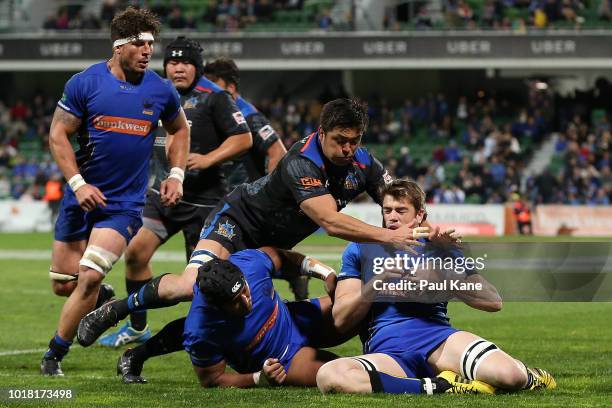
[0,95,61,202]
[1,85,610,207]
[41,0,333,32]
[392,0,612,31]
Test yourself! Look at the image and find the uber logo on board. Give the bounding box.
[531,40,576,55]
[446,40,491,55]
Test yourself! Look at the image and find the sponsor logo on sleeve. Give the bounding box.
[93,115,152,137]
[232,111,247,125]
[258,125,275,141]
[300,177,323,188]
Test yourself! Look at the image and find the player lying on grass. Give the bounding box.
[115,247,342,386]
[114,247,477,392]
[315,179,557,395]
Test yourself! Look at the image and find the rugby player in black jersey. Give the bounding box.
[78,97,430,347]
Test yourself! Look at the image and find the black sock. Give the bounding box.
[131,317,187,363]
[95,283,115,309]
[43,333,72,361]
[126,278,151,331]
[113,274,179,324]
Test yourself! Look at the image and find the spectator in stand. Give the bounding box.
[317,8,333,31]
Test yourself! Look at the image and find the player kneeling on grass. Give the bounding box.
[315,179,556,395]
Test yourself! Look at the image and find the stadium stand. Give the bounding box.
[27,1,612,33]
[2,81,609,206]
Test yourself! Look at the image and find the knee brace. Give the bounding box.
[460,339,500,380]
[79,245,119,276]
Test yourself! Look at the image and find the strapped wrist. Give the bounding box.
[68,173,86,192]
[168,167,185,183]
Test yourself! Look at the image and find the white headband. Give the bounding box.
[113,32,155,48]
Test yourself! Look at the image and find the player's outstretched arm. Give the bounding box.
[300,195,427,246]
[49,107,106,211]
[187,131,252,170]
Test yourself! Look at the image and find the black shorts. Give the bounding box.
[199,201,258,255]
[142,191,215,258]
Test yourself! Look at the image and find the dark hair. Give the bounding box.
[319,98,369,134]
[163,36,204,77]
[110,7,160,43]
[197,259,246,305]
[380,178,426,215]
[203,57,241,88]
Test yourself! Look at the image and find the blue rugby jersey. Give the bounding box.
[339,241,453,352]
[183,249,304,373]
[58,61,181,206]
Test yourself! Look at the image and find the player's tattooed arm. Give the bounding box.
[49,107,82,180]
[52,106,82,133]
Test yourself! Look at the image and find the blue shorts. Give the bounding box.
[366,318,458,378]
[275,298,323,372]
[54,188,143,244]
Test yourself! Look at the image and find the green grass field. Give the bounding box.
[0,233,610,407]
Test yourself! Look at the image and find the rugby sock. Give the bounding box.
[126,278,151,331]
[112,274,178,321]
[352,357,422,394]
[521,362,534,390]
[44,333,72,361]
[131,317,186,363]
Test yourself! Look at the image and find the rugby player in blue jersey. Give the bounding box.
[97,37,253,348]
[316,179,556,395]
[114,248,342,385]
[41,7,190,376]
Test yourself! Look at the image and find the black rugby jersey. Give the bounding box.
[223,131,389,249]
[223,96,279,190]
[150,76,250,205]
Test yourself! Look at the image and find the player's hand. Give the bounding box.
[387,220,428,254]
[428,226,462,246]
[75,184,106,212]
[261,358,286,386]
[160,177,183,207]
[187,153,213,170]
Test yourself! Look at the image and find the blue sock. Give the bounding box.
[379,372,423,394]
[44,334,72,361]
[353,357,423,394]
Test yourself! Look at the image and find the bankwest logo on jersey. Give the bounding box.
[93,116,152,136]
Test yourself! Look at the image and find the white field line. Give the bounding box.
[0,348,46,356]
[0,250,340,262]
